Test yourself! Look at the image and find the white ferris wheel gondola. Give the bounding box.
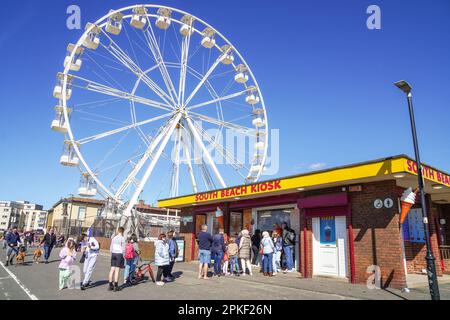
[63,44,84,72]
[180,15,195,36]
[130,6,147,29]
[106,10,124,35]
[220,45,234,65]
[60,141,80,167]
[155,8,172,30]
[51,105,72,133]
[78,173,98,197]
[235,64,249,84]
[53,73,73,100]
[246,86,260,105]
[82,23,101,50]
[201,27,216,48]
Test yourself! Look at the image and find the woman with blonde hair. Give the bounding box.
[58,238,77,290]
[272,231,283,274]
[238,229,253,276]
[260,231,275,276]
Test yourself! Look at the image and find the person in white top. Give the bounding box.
[108,227,125,292]
[80,233,100,290]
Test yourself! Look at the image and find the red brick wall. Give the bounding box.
[299,218,313,278]
[350,180,406,289]
[97,237,155,260]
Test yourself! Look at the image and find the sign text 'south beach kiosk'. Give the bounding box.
[158,155,450,289]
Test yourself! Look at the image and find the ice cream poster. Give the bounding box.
[320,217,336,245]
[408,209,426,244]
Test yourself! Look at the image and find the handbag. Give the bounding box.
[79,251,86,264]
[223,252,229,262]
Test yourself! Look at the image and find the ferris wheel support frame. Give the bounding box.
[185,116,227,189]
[124,112,183,217]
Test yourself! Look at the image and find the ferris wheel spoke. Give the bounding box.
[71,74,172,111]
[192,121,249,178]
[184,46,233,107]
[199,162,215,191]
[99,29,176,107]
[186,89,251,111]
[188,111,255,136]
[178,23,193,106]
[77,112,174,145]
[170,127,183,197]
[181,127,198,194]
[167,62,222,106]
[124,112,183,216]
[185,117,227,188]
[142,24,179,105]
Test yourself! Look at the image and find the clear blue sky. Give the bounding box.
[0,0,449,209]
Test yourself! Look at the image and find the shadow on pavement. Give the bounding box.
[382,289,408,300]
[88,280,109,289]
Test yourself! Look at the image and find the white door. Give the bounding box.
[312,216,347,278]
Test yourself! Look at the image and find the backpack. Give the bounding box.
[125,243,136,260]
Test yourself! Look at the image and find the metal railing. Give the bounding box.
[439,245,450,260]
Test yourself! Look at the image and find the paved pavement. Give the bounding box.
[1,247,449,300]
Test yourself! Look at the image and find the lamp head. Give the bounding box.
[394,80,412,94]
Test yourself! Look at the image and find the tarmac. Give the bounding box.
[1,247,449,300]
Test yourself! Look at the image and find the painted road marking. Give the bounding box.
[0,261,38,300]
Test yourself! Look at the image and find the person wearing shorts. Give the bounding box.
[108,227,125,292]
[197,224,213,280]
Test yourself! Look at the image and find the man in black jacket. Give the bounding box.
[167,230,179,280]
[5,227,21,266]
[281,223,296,272]
[40,228,57,264]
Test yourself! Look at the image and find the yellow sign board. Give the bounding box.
[157,157,449,208]
[404,159,450,187]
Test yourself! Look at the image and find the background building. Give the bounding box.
[47,197,180,239]
[0,200,47,232]
[21,203,47,231]
[47,197,105,236]
[0,201,23,231]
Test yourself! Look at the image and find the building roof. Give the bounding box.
[51,197,105,209]
[157,154,450,209]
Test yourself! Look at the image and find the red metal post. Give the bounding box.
[348,223,356,283]
[303,215,308,278]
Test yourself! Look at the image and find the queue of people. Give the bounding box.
[196,222,296,278]
[2,222,295,291]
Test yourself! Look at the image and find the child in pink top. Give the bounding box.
[58,238,77,290]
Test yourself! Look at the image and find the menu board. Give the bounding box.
[175,239,185,262]
[407,209,426,244]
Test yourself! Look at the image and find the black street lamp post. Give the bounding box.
[395,80,440,300]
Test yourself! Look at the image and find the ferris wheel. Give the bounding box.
[51,4,269,218]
